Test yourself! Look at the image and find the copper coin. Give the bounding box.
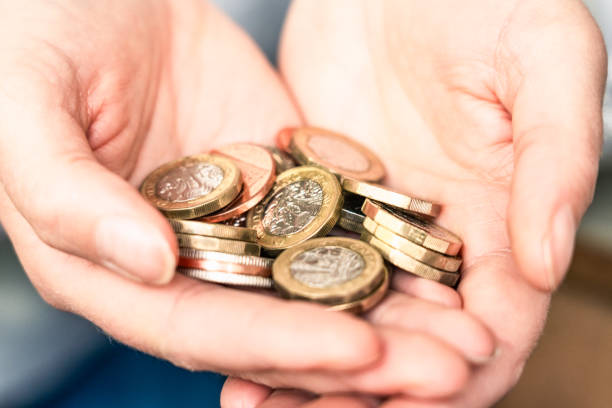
[289,127,386,182]
[178,257,271,277]
[275,127,295,153]
[202,144,276,222]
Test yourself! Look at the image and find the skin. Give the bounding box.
[221,0,607,407]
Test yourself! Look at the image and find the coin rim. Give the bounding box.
[342,177,440,217]
[289,127,386,182]
[273,236,385,304]
[247,166,343,252]
[177,233,261,256]
[328,266,390,313]
[361,199,462,256]
[169,219,257,242]
[179,248,274,268]
[363,217,462,272]
[361,231,459,287]
[178,257,271,277]
[337,216,365,234]
[140,154,242,219]
[178,267,273,288]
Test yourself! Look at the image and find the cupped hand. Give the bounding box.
[0,0,495,398]
[221,0,607,406]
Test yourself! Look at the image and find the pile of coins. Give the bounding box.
[140,126,463,313]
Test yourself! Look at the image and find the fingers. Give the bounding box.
[391,272,462,308]
[497,2,608,291]
[257,390,313,408]
[221,377,272,408]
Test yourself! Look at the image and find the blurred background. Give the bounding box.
[0,1,610,407]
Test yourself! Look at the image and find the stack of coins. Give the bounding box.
[140,126,464,314]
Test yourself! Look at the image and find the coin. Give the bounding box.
[247,166,343,252]
[201,144,276,222]
[289,127,386,181]
[337,217,365,234]
[275,127,294,153]
[328,266,390,313]
[178,267,273,288]
[222,214,248,227]
[363,217,462,272]
[337,193,365,233]
[179,248,274,269]
[265,146,296,174]
[169,219,257,242]
[342,177,440,217]
[176,233,261,256]
[361,231,460,287]
[273,237,385,305]
[361,199,462,256]
[140,154,242,219]
[178,257,271,277]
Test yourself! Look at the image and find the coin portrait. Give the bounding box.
[289,245,365,288]
[156,162,224,202]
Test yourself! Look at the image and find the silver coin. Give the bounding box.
[289,245,365,288]
[262,179,323,236]
[178,267,273,288]
[179,248,274,268]
[156,162,224,202]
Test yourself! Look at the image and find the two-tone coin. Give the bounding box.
[178,267,273,288]
[273,237,386,307]
[337,193,366,234]
[247,166,343,252]
[342,177,440,217]
[328,266,390,314]
[176,233,261,256]
[169,219,257,242]
[362,199,462,256]
[289,127,386,182]
[202,144,276,223]
[141,154,242,219]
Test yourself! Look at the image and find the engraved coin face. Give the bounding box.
[308,134,370,172]
[290,246,365,288]
[262,179,324,236]
[156,162,224,202]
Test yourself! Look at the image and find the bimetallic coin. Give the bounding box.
[273,237,385,304]
[141,154,242,219]
[275,127,294,153]
[178,267,273,288]
[289,127,385,181]
[178,257,271,277]
[361,231,460,287]
[201,144,276,222]
[179,248,274,269]
[363,217,462,272]
[362,199,463,256]
[342,177,440,217]
[265,146,296,174]
[177,233,261,256]
[169,219,257,242]
[248,166,343,252]
[329,266,390,314]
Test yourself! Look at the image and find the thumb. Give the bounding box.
[504,14,607,291]
[0,88,177,284]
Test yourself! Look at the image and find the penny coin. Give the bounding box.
[176,233,261,256]
[289,127,385,181]
[275,127,294,153]
[273,237,385,305]
[363,217,462,272]
[178,267,273,288]
[179,248,274,269]
[247,166,343,252]
[361,231,460,287]
[169,219,257,242]
[140,154,242,219]
[265,146,296,174]
[328,266,390,314]
[178,257,271,277]
[361,199,462,256]
[201,144,276,222]
[342,177,440,217]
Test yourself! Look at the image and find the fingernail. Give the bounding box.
[543,205,576,290]
[96,216,176,284]
[470,346,501,365]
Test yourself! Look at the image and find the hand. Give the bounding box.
[221,0,607,406]
[0,0,494,398]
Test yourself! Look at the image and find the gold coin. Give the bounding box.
[363,217,462,272]
[362,199,462,256]
[328,266,390,314]
[169,219,257,242]
[273,237,385,305]
[178,267,273,288]
[289,127,386,181]
[140,154,242,219]
[176,233,261,256]
[247,166,343,252]
[337,216,364,234]
[361,231,459,287]
[342,177,440,217]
